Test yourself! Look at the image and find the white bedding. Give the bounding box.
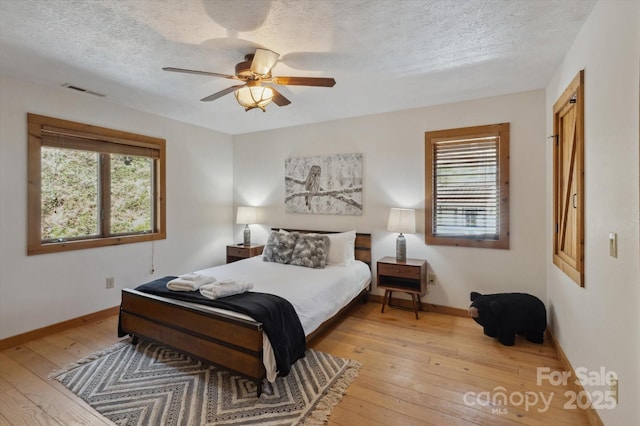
[186,256,371,382]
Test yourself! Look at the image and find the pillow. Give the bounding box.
[327,230,357,266]
[289,234,330,269]
[262,231,299,264]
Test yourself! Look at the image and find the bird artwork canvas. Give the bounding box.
[285,153,363,215]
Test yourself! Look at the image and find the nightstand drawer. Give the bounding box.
[378,263,421,280]
[226,244,264,263]
[227,246,248,258]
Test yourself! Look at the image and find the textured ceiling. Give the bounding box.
[0,0,595,135]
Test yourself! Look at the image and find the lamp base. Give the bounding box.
[243,225,251,246]
[396,233,406,262]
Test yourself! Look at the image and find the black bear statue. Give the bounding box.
[468,291,547,346]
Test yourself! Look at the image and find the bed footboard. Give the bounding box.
[119,288,266,393]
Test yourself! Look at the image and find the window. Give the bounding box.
[553,70,584,286]
[28,114,166,255]
[425,123,510,249]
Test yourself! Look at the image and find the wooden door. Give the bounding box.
[553,70,584,286]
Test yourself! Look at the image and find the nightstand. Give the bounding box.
[226,244,264,263]
[377,256,427,319]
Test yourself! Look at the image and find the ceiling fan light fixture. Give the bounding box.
[235,85,274,112]
[164,46,334,109]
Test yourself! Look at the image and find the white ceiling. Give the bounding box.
[0,0,595,135]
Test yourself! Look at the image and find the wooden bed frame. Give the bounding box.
[119,230,371,396]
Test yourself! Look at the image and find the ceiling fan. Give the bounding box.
[163,48,336,112]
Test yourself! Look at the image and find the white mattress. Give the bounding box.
[190,256,372,381]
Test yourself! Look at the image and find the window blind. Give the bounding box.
[41,126,161,158]
[431,136,500,239]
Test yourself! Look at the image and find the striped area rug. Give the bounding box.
[51,340,360,426]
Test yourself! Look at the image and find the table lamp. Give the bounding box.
[236,206,258,246]
[387,208,415,262]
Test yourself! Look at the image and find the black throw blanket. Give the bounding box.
[121,276,306,377]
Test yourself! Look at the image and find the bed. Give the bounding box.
[118,230,372,396]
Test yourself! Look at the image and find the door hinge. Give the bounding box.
[555,223,559,233]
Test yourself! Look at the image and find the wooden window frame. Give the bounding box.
[425,123,510,249]
[552,71,585,286]
[27,113,166,255]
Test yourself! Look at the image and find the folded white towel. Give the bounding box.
[167,275,216,291]
[180,273,200,281]
[181,273,216,284]
[199,281,253,300]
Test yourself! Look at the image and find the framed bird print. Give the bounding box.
[285,153,363,215]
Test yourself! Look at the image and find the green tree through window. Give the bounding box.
[111,155,153,235]
[41,147,99,240]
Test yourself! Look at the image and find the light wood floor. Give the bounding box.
[1,302,590,425]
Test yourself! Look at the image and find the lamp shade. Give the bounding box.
[236,206,257,225]
[387,208,416,234]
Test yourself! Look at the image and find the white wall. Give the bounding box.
[0,74,234,339]
[233,90,547,310]
[545,1,640,424]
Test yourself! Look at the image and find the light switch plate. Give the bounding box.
[609,233,617,258]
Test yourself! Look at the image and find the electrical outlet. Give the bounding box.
[106,277,115,289]
[610,378,618,404]
[428,273,436,284]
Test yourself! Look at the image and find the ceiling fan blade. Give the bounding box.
[200,84,246,102]
[269,87,291,107]
[163,67,238,80]
[270,76,336,87]
[250,48,280,76]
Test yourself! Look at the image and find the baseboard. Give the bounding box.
[0,306,120,350]
[367,294,469,317]
[547,328,605,426]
